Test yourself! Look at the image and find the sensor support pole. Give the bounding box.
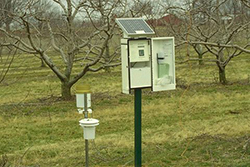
[84,93,89,167]
[134,88,142,166]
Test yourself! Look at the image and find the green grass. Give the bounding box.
[0,51,250,166]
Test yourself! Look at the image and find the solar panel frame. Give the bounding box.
[116,18,155,36]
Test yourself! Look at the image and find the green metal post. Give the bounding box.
[134,88,142,167]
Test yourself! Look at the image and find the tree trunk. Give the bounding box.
[198,54,204,65]
[5,23,10,32]
[219,67,227,84]
[61,82,72,100]
[217,48,226,84]
[104,43,111,73]
[195,44,204,65]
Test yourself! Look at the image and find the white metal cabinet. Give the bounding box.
[130,67,151,88]
[151,37,176,91]
[121,39,130,94]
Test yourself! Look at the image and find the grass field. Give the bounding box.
[0,50,250,166]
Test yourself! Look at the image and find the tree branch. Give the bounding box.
[72,0,87,20]
[47,22,68,64]
[188,41,250,54]
[88,62,121,72]
[0,50,15,83]
[40,52,66,82]
[0,28,34,52]
[241,0,250,8]
[53,0,67,14]
[69,36,110,86]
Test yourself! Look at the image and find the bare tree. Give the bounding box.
[0,0,13,31]
[85,0,123,73]
[130,0,154,18]
[161,0,250,84]
[0,0,126,99]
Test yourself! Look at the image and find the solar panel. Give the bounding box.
[116,18,155,36]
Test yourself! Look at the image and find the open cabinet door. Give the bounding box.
[151,37,176,92]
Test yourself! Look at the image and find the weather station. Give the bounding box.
[116,18,176,166]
